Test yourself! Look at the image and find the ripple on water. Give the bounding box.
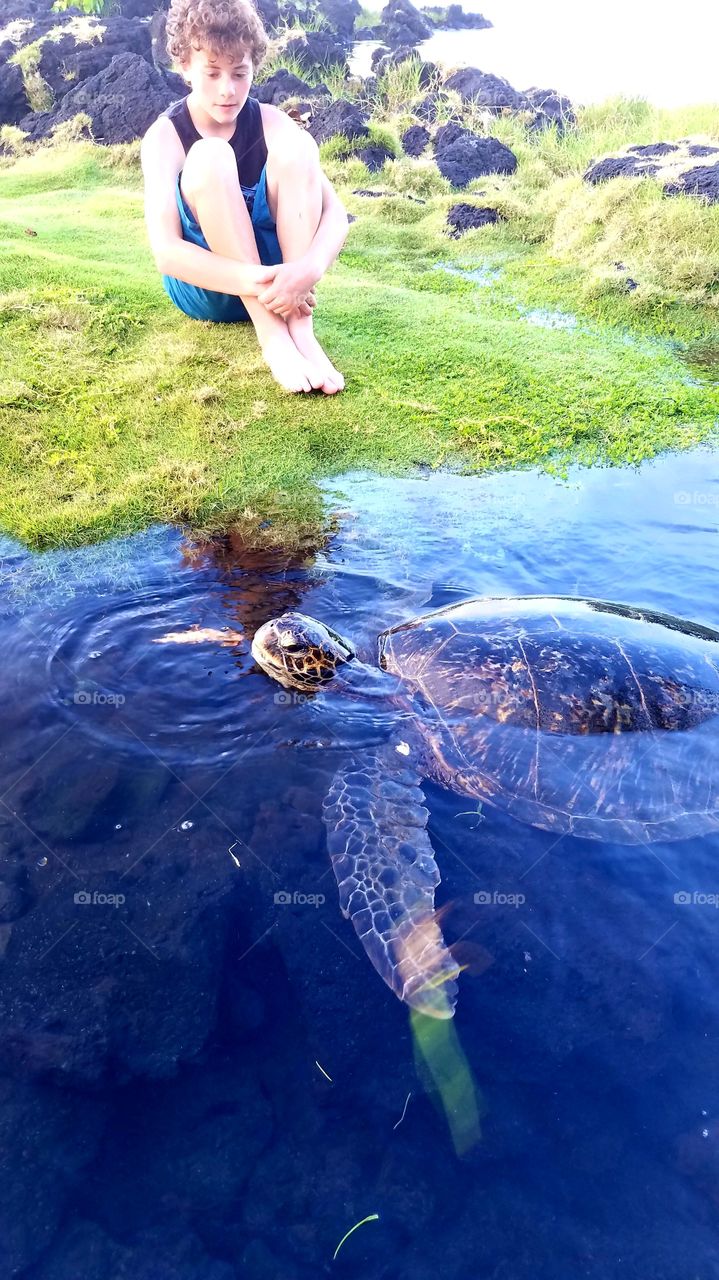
[41,583,261,767]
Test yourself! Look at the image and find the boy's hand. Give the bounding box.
[256,256,322,320]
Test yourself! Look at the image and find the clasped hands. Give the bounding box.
[249,255,321,320]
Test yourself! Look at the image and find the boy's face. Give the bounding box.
[181,44,254,126]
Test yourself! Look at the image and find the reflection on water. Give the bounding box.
[1,449,719,1276]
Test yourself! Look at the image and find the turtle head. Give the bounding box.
[251,612,355,692]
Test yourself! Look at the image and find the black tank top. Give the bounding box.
[162,95,268,189]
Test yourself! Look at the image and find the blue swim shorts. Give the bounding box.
[161,163,283,324]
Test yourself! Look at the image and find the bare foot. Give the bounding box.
[258,330,319,394]
[286,316,345,395]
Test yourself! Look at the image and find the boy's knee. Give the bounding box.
[183,137,236,193]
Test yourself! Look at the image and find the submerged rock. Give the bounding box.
[0,1077,104,1275]
[32,1219,237,1280]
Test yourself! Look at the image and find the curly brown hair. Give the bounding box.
[165,0,269,74]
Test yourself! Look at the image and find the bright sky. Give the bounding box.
[413,0,719,107]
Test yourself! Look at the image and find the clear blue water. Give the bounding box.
[3,447,719,1277]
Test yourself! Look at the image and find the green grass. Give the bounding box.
[0,88,718,550]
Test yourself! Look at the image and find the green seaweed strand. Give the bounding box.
[332,1212,380,1261]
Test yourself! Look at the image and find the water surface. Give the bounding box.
[350,0,719,108]
[2,448,719,1277]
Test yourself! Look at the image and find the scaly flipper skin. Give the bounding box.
[322,747,460,1018]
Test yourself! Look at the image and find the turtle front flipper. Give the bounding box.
[323,749,460,1018]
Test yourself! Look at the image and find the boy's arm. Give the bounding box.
[303,174,351,277]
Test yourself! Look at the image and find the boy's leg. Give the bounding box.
[264,131,344,392]
[180,137,322,394]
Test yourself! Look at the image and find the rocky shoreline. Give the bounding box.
[2,0,716,207]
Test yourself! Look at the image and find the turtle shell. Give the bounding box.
[378,595,719,843]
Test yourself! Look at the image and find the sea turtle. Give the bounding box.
[251,595,719,1019]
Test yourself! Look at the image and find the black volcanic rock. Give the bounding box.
[444,66,531,111]
[402,122,430,155]
[371,44,437,86]
[434,120,471,152]
[664,162,719,203]
[18,51,175,144]
[414,88,456,123]
[251,67,330,105]
[283,30,349,76]
[0,60,29,126]
[254,0,282,30]
[585,154,662,183]
[424,3,492,28]
[149,7,172,74]
[524,85,576,134]
[626,141,678,156]
[378,0,432,46]
[446,202,501,236]
[116,0,158,16]
[686,143,719,157]
[318,0,361,38]
[435,133,518,187]
[36,15,151,103]
[305,96,370,146]
[0,0,57,15]
[356,141,394,171]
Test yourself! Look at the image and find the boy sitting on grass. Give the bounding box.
[140,0,349,395]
